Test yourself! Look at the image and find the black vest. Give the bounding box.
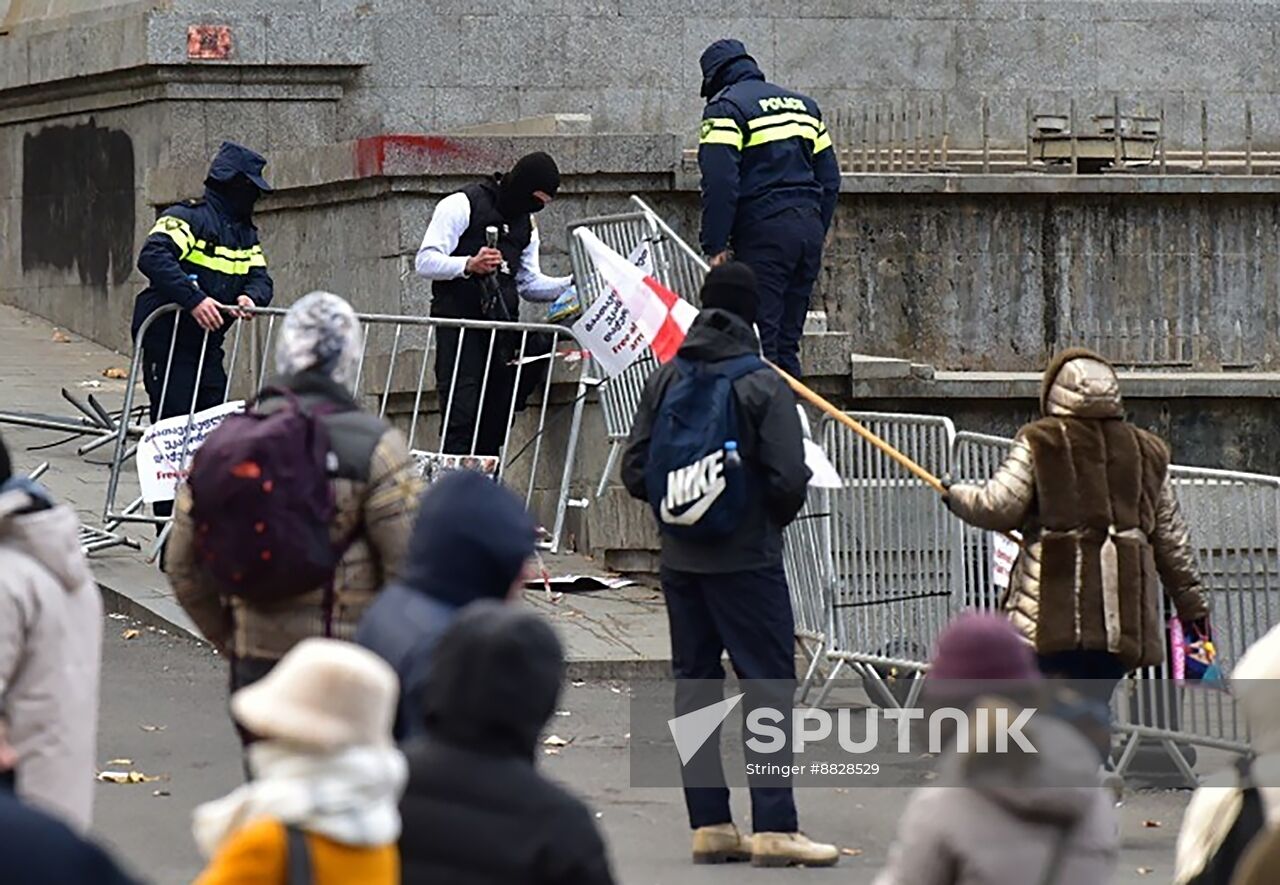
[431,178,533,320]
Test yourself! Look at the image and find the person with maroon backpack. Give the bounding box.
[166,291,420,723]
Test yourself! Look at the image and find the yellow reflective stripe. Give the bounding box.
[700,130,743,149]
[183,251,258,275]
[814,126,833,154]
[746,122,823,149]
[149,216,195,256]
[699,116,743,149]
[190,240,265,261]
[747,111,822,132]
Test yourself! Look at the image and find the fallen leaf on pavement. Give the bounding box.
[78,380,102,389]
[543,748,560,756]
[1142,820,1162,828]
[543,735,572,748]
[571,680,585,687]
[840,848,864,857]
[105,758,133,766]
[102,367,129,379]
[97,770,163,785]
[121,629,141,640]
[51,330,71,343]
[555,710,572,717]
[139,724,166,733]
[1137,868,1154,876]
[152,790,171,798]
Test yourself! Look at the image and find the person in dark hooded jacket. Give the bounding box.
[622,263,835,868]
[398,601,616,885]
[356,470,537,741]
[132,141,274,523]
[697,39,841,377]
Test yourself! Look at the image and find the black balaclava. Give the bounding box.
[497,152,560,219]
[700,261,759,325]
[212,173,262,221]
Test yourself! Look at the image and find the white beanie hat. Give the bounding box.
[231,638,399,751]
[274,291,363,389]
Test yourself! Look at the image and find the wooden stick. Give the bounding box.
[766,361,947,495]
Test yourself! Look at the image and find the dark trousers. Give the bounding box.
[1038,649,1127,760]
[662,564,799,834]
[230,655,278,779]
[434,327,550,456]
[141,349,227,520]
[732,207,826,377]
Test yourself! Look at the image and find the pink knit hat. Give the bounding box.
[929,612,1041,682]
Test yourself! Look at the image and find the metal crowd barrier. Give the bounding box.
[784,490,836,701]
[812,412,958,708]
[946,429,1279,779]
[102,302,592,555]
[565,195,708,498]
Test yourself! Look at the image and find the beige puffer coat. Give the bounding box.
[947,349,1208,669]
[0,484,102,832]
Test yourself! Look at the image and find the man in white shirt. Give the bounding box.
[415,152,573,455]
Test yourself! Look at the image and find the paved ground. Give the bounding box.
[95,617,1193,885]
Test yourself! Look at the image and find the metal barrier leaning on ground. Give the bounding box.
[101,302,595,556]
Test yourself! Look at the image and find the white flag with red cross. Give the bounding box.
[573,228,699,369]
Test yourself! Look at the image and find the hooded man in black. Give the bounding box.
[415,152,574,455]
[398,602,616,885]
[622,263,837,869]
[356,470,537,741]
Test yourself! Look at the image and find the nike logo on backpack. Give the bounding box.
[660,450,726,526]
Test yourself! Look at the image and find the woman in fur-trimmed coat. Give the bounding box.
[944,349,1208,691]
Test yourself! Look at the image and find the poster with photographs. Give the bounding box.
[411,449,500,485]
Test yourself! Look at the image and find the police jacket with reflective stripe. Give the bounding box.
[132,185,272,358]
[697,59,841,256]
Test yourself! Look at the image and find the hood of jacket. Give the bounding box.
[1039,347,1123,419]
[939,698,1104,826]
[400,471,537,608]
[0,480,92,593]
[676,307,760,362]
[699,39,765,98]
[205,141,271,192]
[421,601,563,759]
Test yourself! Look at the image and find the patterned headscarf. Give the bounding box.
[275,291,363,389]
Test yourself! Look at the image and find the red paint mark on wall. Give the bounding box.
[188,25,233,60]
[353,135,488,178]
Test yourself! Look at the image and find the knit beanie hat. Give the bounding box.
[929,612,1041,682]
[274,291,363,390]
[699,261,759,324]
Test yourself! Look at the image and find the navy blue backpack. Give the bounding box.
[643,354,764,539]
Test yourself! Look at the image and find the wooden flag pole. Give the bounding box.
[767,360,948,496]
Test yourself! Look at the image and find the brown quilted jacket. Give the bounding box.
[166,373,421,661]
[948,349,1208,670]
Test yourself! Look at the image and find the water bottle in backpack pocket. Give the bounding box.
[643,354,763,540]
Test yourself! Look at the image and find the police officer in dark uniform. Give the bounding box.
[696,39,841,377]
[415,152,572,456]
[133,141,274,424]
[132,141,274,518]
